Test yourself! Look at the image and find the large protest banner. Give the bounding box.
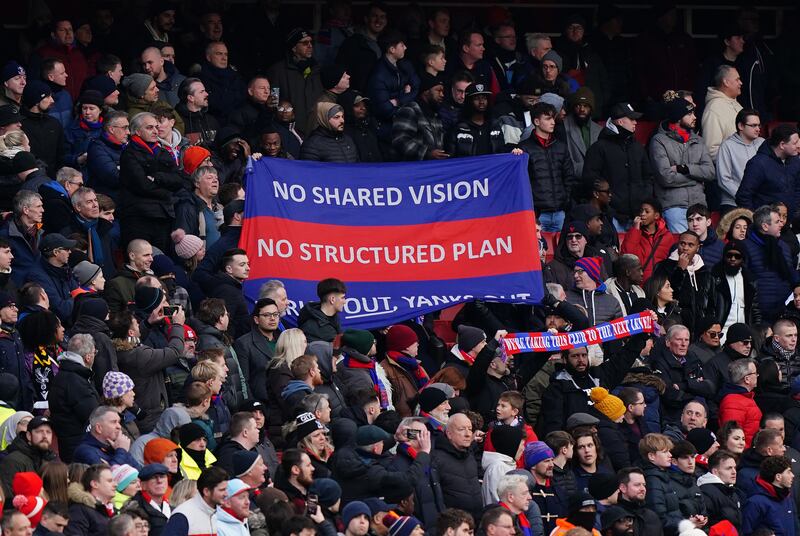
[240,153,543,330]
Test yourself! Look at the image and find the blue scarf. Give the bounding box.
[77,215,104,266]
[41,179,69,198]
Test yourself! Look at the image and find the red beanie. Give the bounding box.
[183,146,211,175]
[12,473,42,497]
[386,325,418,353]
[12,495,46,527]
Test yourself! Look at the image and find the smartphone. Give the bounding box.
[271,87,280,103]
[162,306,176,316]
[406,429,419,440]
[306,493,319,516]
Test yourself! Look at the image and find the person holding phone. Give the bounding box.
[388,417,440,527]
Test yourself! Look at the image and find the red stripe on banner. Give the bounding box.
[241,211,539,282]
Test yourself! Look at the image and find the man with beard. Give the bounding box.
[583,103,652,232]
[616,467,663,536]
[446,83,504,156]
[0,416,57,498]
[600,507,635,536]
[164,466,229,536]
[299,103,359,163]
[277,448,316,512]
[20,80,65,175]
[176,78,220,146]
[540,332,644,435]
[257,125,292,159]
[524,441,568,534]
[393,75,447,161]
[651,98,715,233]
[563,87,602,177]
[141,47,186,108]
[235,298,280,405]
[712,241,761,334]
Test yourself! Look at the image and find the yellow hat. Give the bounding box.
[590,387,625,422]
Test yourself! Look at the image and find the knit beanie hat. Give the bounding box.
[122,73,154,99]
[295,411,324,441]
[489,425,525,459]
[666,98,695,123]
[22,80,52,109]
[112,464,140,492]
[342,501,372,526]
[78,298,109,321]
[321,64,347,90]
[233,450,260,477]
[286,28,312,49]
[73,260,102,286]
[725,323,752,345]
[575,256,604,287]
[10,151,38,174]
[356,425,391,447]
[686,428,717,455]
[183,146,211,175]
[590,387,625,422]
[102,371,135,399]
[85,75,117,97]
[386,324,418,353]
[383,511,423,536]
[172,229,204,259]
[143,438,179,465]
[570,86,596,110]
[540,92,564,111]
[542,50,563,72]
[12,473,42,497]
[151,255,176,278]
[342,329,375,355]
[523,441,555,469]
[309,478,342,508]
[588,472,620,501]
[184,324,197,341]
[12,496,45,528]
[79,90,105,108]
[1,61,25,83]
[457,325,485,353]
[418,386,448,413]
[179,422,207,447]
[134,285,164,314]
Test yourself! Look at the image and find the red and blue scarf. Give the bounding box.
[420,410,446,432]
[343,353,389,409]
[130,134,161,155]
[500,502,531,536]
[387,350,429,389]
[80,116,103,131]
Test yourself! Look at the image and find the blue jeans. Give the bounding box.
[539,211,565,232]
[663,207,688,233]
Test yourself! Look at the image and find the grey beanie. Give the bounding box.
[122,73,154,98]
[73,260,102,286]
[540,92,565,111]
[326,104,344,120]
[542,50,563,73]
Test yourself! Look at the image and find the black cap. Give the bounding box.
[28,416,52,432]
[419,73,445,93]
[465,82,492,98]
[609,102,643,120]
[40,233,78,253]
[0,105,21,126]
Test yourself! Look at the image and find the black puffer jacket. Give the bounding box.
[299,128,359,163]
[650,342,715,424]
[175,102,220,146]
[518,134,576,213]
[668,468,707,518]
[643,462,683,536]
[583,124,654,222]
[330,443,427,503]
[68,313,118,395]
[48,355,101,462]
[193,320,248,413]
[118,140,188,221]
[431,437,482,520]
[233,328,275,405]
[297,302,341,343]
[698,472,742,531]
[388,444,446,528]
[652,258,716,336]
[445,118,505,157]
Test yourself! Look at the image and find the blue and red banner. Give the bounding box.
[240,154,543,330]
[501,312,655,355]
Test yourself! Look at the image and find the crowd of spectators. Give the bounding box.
[0,1,800,536]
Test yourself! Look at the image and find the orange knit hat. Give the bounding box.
[144,438,180,465]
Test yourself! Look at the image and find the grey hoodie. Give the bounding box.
[715,132,765,206]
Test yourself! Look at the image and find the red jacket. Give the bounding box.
[718,385,762,448]
[620,219,675,281]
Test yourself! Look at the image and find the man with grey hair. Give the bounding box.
[718,358,760,447]
[72,405,140,467]
[650,324,715,424]
[39,166,83,233]
[60,186,116,278]
[299,392,331,425]
[49,333,101,462]
[119,111,187,253]
[702,65,743,159]
[741,206,798,322]
[388,416,440,527]
[108,513,136,536]
[497,473,543,536]
[0,190,44,285]
[105,238,154,313]
[175,165,221,247]
[87,110,129,201]
[525,33,552,73]
[259,279,289,317]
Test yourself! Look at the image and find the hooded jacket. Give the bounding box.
[25,256,77,324]
[65,482,112,536]
[737,141,800,217]
[175,102,221,146]
[299,102,359,163]
[64,116,103,169]
[565,288,623,326]
[716,133,764,207]
[742,476,796,536]
[445,116,505,157]
[698,471,742,531]
[297,302,341,343]
[702,87,743,160]
[582,122,654,221]
[481,450,517,505]
[651,122,716,210]
[341,92,382,163]
[668,466,707,518]
[48,352,101,461]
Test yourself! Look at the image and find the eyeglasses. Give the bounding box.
[258,312,280,319]
[277,106,293,112]
[726,253,743,260]
[68,180,84,186]
[744,123,761,128]
[745,371,759,378]
[706,331,722,338]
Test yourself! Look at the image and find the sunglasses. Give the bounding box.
[706,331,722,338]
[726,253,743,260]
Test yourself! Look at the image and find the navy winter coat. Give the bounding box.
[198,62,246,120]
[367,56,419,135]
[742,476,797,536]
[0,218,42,286]
[25,257,77,324]
[737,143,800,217]
[86,134,124,201]
[741,232,799,322]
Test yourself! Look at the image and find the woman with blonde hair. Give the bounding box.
[0,130,30,157]
[265,328,307,447]
[168,478,197,508]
